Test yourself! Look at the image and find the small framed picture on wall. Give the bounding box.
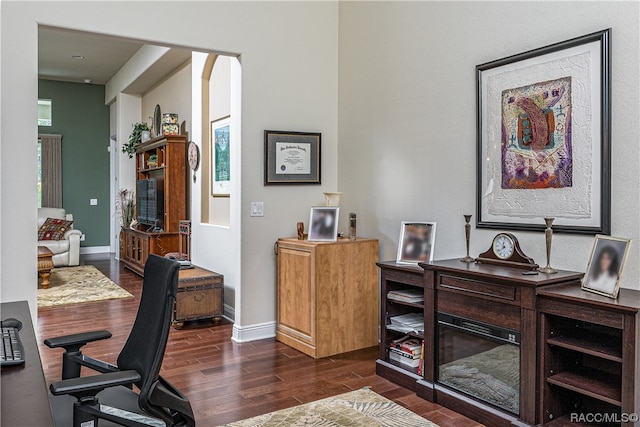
[397,222,437,264]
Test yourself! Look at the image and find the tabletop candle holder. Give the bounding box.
[539,217,558,274]
[461,214,475,263]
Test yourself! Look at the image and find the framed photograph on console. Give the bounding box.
[211,116,231,197]
[265,130,321,185]
[582,235,631,299]
[476,29,611,235]
[397,222,437,264]
[308,207,339,242]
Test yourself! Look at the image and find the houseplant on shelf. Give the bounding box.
[122,122,150,158]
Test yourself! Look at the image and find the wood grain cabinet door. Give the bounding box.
[277,247,315,345]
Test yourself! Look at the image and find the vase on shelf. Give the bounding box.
[324,192,342,207]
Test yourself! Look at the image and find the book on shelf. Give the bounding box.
[418,340,425,376]
[389,347,421,368]
[387,313,424,334]
[390,335,422,356]
[387,288,424,304]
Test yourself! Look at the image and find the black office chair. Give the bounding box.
[45,255,195,427]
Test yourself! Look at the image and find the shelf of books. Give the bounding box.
[376,261,428,392]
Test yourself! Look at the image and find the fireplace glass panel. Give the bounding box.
[437,312,520,415]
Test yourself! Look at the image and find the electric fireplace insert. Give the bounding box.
[437,312,521,415]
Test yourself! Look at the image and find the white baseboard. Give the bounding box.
[80,246,111,254]
[223,303,235,321]
[231,321,276,343]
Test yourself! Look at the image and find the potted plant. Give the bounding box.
[116,188,136,228]
[122,122,150,158]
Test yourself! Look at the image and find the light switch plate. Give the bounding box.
[251,202,264,217]
[90,199,98,206]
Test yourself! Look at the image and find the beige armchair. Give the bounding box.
[38,207,82,267]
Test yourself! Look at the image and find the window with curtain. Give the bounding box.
[39,134,63,208]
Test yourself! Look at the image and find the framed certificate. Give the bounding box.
[264,130,321,185]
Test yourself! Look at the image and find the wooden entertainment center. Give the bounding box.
[377,259,640,426]
[120,135,187,275]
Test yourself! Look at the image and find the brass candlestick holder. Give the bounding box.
[539,217,558,274]
[461,214,475,263]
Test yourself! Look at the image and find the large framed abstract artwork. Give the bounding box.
[476,29,611,234]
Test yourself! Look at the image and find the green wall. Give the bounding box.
[38,80,110,247]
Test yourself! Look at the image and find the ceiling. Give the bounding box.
[38,27,192,92]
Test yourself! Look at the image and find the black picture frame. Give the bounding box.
[264,130,321,185]
[476,29,611,235]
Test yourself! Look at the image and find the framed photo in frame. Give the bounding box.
[265,130,321,185]
[308,207,339,242]
[476,29,611,234]
[397,222,437,264]
[211,116,231,197]
[581,235,632,299]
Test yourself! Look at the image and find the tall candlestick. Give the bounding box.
[461,214,475,263]
[539,217,558,274]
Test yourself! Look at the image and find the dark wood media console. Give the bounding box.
[376,259,640,426]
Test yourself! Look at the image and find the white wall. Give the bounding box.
[191,53,241,322]
[141,62,192,137]
[338,1,640,289]
[0,1,339,334]
[116,93,142,193]
[207,55,232,227]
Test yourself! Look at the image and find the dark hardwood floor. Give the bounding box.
[37,255,483,426]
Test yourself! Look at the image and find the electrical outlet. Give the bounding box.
[250,202,264,217]
[80,234,86,241]
[90,198,98,206]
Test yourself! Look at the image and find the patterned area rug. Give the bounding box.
[38,265,133,308]
[220,388,438,427]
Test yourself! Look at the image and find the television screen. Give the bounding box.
[137,178,164,228]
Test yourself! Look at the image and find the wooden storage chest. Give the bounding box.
[173,266,224,329]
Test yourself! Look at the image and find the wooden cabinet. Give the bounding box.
[120,135,187,275]
[538,284,640,426]
[377,259,585,427]
[376,262,427,391]
[275,238,379,358]
[120,228,179,276]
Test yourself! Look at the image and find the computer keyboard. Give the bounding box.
[1,326,25,366]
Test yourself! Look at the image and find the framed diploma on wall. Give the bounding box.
[264,130,321,185]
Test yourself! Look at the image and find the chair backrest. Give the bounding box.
[117,254,179,395]
[38,207,67,228]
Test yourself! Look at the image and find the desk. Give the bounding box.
[1,301,55,426]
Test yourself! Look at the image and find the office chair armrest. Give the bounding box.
[45,330,112,351]
[50,370,141,396]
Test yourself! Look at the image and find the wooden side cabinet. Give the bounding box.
[537,284,640,426]
[120,227,179,276]
[275,237,379,358]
